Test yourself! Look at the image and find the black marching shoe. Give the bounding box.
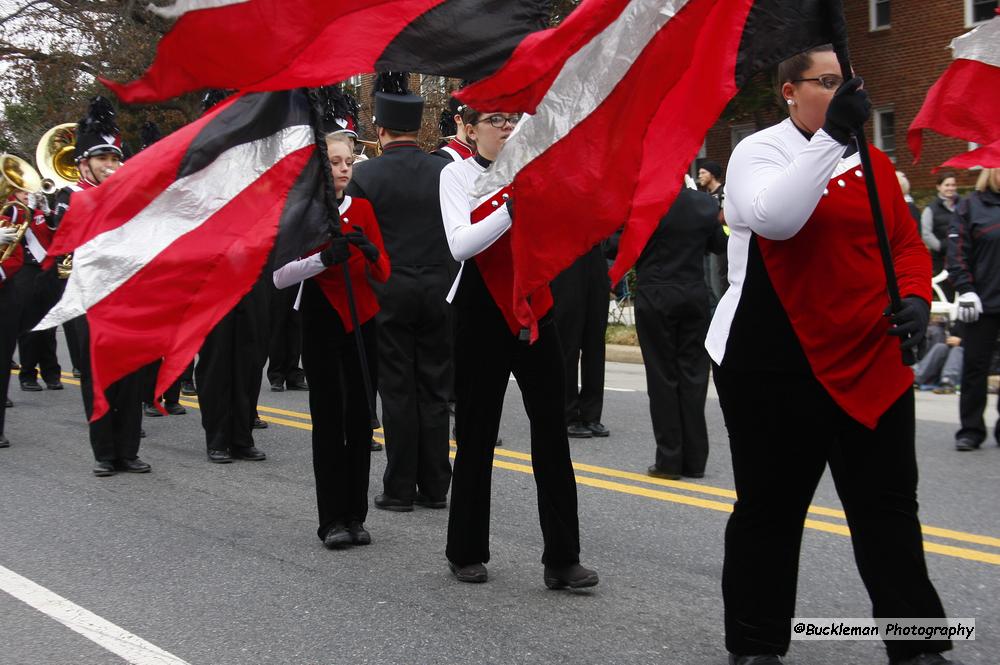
[117,458,151,473]
[92,461,116,477]
[729,656,783,665]
[4,398,12,408]
[139,429,147,438]
[179,381,196,396]
[585,421,610,437]
[890,654,965,665]
[955,437,981,451]
[448,561,488,583]
[0,435,9,448]
[71,367,81,378]
[347,522,372,545]
[269,380,285,392]
[207,449,234,464]
[143,402,164,417]
[370,439,383,452]
[45,381,63,390]
[20,380,42,392]
[543,563,599,590]
[323,524,352,550]
[164,402,187,415]
[647,464,681,480]
[414,493,447,509]
[374,494,413,512]
[232,446,266,461]
[286,378,308,391]
[252,417,268,430]
[567,422,592,438]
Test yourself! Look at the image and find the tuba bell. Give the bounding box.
[0,153,42,265]
[36,123,79,191]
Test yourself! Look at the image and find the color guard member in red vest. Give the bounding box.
[439,106,598,590]
[707,46,958,665]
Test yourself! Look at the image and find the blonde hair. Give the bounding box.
[324,131,355,151]
[975,168,998,193]
[895,171,911,196]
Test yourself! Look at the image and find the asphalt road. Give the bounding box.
[0,336,997,665]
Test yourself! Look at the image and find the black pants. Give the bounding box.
[66,316,143,463]
[14,265,61,385]
[301,282,376,539]
[267,282,304,386]
[635,284,710,475]
[0,282,22,436]
[446,306,580,567]
[714,364,950,660]
[551,249,608,424]
[196,281,270,452]
[957,313,1000,444]
[376,266,452,502]
[140,360,181,405]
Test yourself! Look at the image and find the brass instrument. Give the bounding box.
[357,139,382,158]
[0,153,43,264]
[36,123,79,191]
[57,254,73,280]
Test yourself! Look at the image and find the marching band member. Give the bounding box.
[58,97,148,477]
[707,46,956,665]
[433,91,475,162]
[348,74,454,511]
[273,131,389,549]
[194,90,272,463]
[0,189,32,448]
[438,105,597,589]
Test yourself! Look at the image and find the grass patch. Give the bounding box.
[606,324,638,346]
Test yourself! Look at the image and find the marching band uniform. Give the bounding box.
[707,117,950,660]
[58,102,147,476]
[636,188,727,479]
[15,197,62,391]
[348,86,453,509]
[434,136,475,163]
[551,244,610,438]
[273,195,389,546]
[439,153,595,587]
[0,200,31,448]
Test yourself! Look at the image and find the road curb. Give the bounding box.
[606,344,643,364]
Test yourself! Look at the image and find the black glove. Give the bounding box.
[320,236,350,267]
[887,296,930,351]
[345,226,379,263]
[822,77,871,145]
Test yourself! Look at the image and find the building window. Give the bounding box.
[870,0,890,30]
[966,0,998,26]
[874,109,895,161]
[730,124,755,151]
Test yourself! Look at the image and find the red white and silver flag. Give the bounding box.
[103,0,550,104]
[908,9,1000,170]
[459,0,845,336]
[37,90,329,419]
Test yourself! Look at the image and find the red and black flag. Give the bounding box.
[103,0,551,104]
[459,0,847,336]
[37,90,329,419]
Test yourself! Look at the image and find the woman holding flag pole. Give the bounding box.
[272,121,389,550]
[706,46,959,665]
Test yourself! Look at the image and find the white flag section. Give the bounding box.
[951,11,1000,67]
[147,0,250,19]
[36,124,313,331]
[472,0,689,196]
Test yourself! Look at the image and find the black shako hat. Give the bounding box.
[75,96,123,162]
[372,72,423,133]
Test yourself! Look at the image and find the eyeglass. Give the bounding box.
[477,114,521,128]
[791,75,844,91]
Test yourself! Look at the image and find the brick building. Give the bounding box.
[702,0,998,192]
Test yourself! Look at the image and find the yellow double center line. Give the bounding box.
[48,372,1000,566]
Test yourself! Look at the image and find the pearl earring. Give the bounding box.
[786,99,795,106]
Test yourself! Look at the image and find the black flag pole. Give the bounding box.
[828,2,915,366]
[305,87,381,429]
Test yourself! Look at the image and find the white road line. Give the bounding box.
[0,564,191,665]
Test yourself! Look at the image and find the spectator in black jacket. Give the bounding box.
[922,172,959,299]
[947,168,1000,451]
[635,186,727,479]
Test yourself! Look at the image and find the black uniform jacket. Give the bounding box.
[635,188,728,287]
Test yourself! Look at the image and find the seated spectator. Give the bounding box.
[913,323,963,394]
